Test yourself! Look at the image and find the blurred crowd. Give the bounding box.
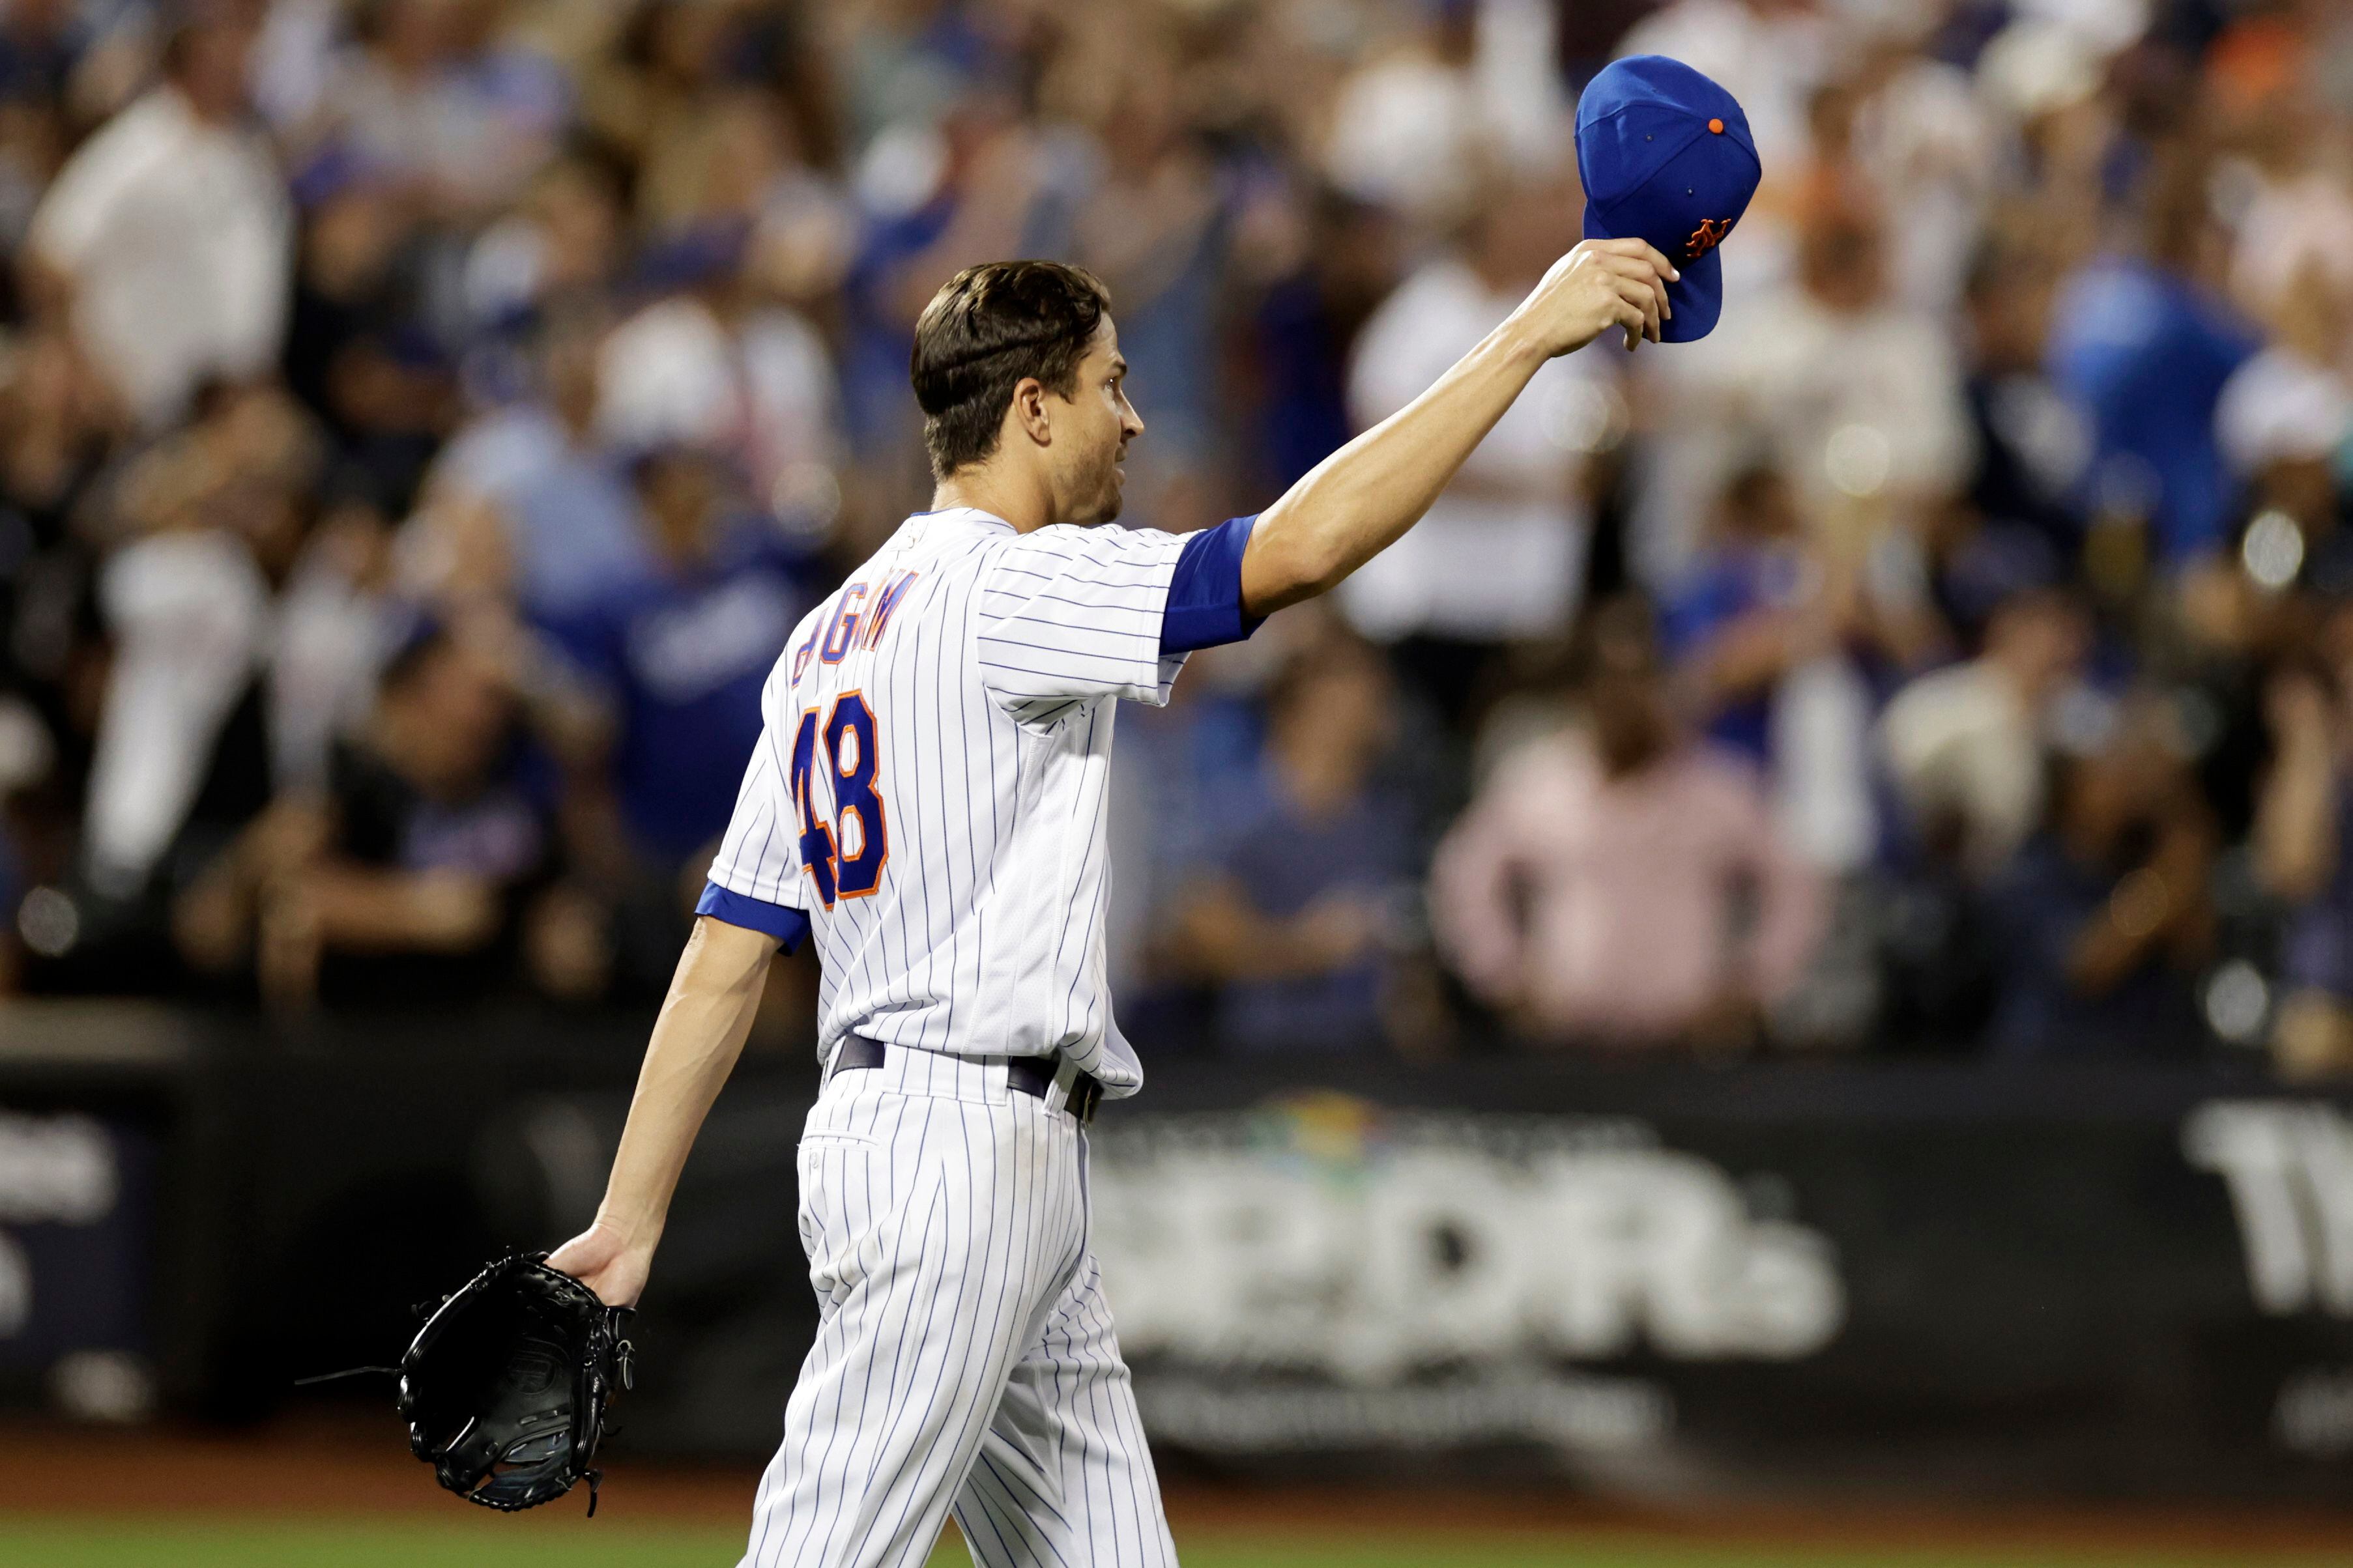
[7,0,2353,1074]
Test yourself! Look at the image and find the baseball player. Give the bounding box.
[546,55,1754,1568]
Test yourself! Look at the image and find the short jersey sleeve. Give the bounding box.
[703,617,820,911]
[695,879,810,951]
[974,524,1192,719]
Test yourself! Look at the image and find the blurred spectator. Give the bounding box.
[1652,192,1962,872]
[0,3,81,289]
[268,467,405,794]
[1626,184,1969,601]
[0,0,2346,1065]
[27,10,290,431]
[540,443,814,904]
[1616,0,1830,176]
[1432,596,1824,1048]
[2221,57,2353,328]
[80,387,319,902]
[1971,17,2116,267]
[281,151,413,446]
[1881,587,2091,880]
[1834,35,1996,316]
[322,0,569,222]
[583,0,807,190]
[1941,235,2090,636]
[1321,0,1566,233]
[1663,461,1929,873]
[420,302,652,618]
[0,324,110,548]
[2255,660,2350,1078]
[837,85,1090,502]
[1340,173,1610,717]
[0,689,50,991]
[2164,521,2302,848]
[281,152,455,511]
[1984,702,2217,1060]
[2048,147,2257,564]
[1241,188,1399,493]
[641,85,846,267]
[2212,259,2351,594]
[1664,462,1813,765]
[1164,631,1419,1054]
[177,623,551,1010]
[597,225,844,535]
[1063,25,1226,510]
[1712,190,1972,541]
[0,0,89,113]
[460,144,631,330]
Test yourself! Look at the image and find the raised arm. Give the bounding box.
[545,915,780,1305]
[1239,238,1677,617]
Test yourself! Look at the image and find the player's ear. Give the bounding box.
[1009,377,1053,449]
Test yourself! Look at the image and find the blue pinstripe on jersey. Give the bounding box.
[704,508,1195,1090]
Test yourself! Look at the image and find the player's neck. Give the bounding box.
[931,465,1059,534]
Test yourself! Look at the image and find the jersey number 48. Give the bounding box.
[789,694,888,907]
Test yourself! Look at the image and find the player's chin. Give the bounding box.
[1090,472,1126,525]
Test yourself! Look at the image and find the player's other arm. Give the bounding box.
[1239,238,1677,618]
[550,626,818,1307]
[545,915,777,1307]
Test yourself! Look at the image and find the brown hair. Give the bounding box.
[910,261,1110,479]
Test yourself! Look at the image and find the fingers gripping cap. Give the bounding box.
[1576,55,1762,343]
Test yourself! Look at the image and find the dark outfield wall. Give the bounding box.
[5,1005,2353,1502]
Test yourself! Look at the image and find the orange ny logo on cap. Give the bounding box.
[1684,216,1735,259]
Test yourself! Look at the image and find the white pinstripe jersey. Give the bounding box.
[706,506,1195,1096]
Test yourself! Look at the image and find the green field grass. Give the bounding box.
[2,1521,2348,1568]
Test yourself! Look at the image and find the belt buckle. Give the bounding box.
[1050,1055,1102,1124]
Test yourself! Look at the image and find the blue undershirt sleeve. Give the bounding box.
[1160,515,1266,655]
[695,881,811,953]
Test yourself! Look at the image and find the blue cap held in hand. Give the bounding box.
[1576,55,1761,343]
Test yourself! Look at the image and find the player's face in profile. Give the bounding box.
[1053,317,1144,526]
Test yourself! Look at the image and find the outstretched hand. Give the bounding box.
[1518,237,1681,356]
[545,1219,654,1309]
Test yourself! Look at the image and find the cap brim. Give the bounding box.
[1581,203,1724,343]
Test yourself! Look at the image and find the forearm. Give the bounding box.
[173,853,255,971]
[1235,236,1671,616]
[1241,317,1552,615]
[592,916,777,1246]
[2066,914,2161,995]
[2066,872,2176,994]
[1172,894,1278,979]
[1173,883,1360,982]
[2255,743,2337,902]
[304,865,500,952]
[1696,614,1809,702]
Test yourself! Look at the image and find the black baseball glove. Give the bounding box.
[398,1252,636,1515]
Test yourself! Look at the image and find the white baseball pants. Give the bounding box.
[740,1046,1177,1568]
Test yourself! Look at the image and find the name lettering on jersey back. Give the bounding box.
[813,571,923,668]
[863,570,920,649]
[818,582,867,663]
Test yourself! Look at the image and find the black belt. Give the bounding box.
[832,1036,1103,1124]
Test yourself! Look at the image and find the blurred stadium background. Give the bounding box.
[5,0,2353,1562]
